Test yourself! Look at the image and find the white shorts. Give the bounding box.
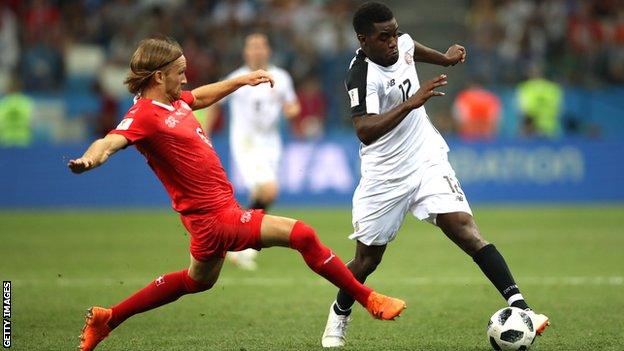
[231,138,280,190]
[350,161,473,246]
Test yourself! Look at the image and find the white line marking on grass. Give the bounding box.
[11,276,624,287]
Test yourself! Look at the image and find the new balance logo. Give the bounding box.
[386,78,396,89]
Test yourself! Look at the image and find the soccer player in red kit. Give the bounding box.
[68,38,406,351]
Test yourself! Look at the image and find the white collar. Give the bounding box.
[151,100,175,111]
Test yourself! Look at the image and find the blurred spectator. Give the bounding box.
[20,28,64,91]
[453,83,501,140]
[182,35,219,88]
[22,0,60,41]
[605,7,624,83]
[0,77,33,146]
[0,3,19,92]
[465,0,502,84]
[211,0,255,28]
[91,81,119,138]
[516,67,564,138]
[293,73,326,139]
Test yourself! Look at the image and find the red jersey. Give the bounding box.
[109,91,237,214]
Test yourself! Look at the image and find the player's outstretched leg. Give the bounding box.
[322,242,386,347]
[260,215,406,321]
[436,212,550,335]
[79,257,222,350]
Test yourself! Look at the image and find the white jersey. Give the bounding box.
[225,65,297,145]
[345,33,449,180]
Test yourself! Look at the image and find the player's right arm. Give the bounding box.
[353,74,448,145]
[68,134,128,174]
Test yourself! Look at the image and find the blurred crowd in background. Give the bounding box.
[468,0,624,86]
[0,0,623,146]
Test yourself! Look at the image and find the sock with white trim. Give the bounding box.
[332,300,352,316]
[472,244,530,310]
[289,221,373,306]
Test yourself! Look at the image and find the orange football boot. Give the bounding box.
[365,292,407,320]
[79,307,112,351]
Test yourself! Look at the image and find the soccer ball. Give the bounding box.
[487,307,536,350]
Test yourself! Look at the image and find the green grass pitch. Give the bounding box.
[1,206,623,350]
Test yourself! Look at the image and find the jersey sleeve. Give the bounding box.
[179,90,195,107]
[345,56,380,117]
[108,108,155,144]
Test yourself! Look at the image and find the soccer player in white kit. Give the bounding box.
[321,2,550,347]
[220,33,300,270]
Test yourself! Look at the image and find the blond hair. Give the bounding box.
[124,38,183,95]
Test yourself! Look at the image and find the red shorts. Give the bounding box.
[180,207,264,261]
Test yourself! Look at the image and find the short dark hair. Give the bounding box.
[353,2,394,35]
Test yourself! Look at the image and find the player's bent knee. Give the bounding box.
[289,221,319,252]
[184,274,215,293]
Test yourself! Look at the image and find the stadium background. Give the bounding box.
[1,0,623,350]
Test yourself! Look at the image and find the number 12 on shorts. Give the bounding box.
[443,175,464,195]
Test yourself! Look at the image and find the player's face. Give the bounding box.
[164,55,187,101]
[361,18,400,67]
[244,35,271,68]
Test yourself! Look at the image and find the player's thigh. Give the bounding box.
[259,214,297,248]
[350,177,413,246]
[188,253,225,285]
[409,161,473,225]
[232,145,279,190]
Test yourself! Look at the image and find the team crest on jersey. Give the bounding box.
[240,210,253,223]
[165,116,180,128]
[405,52,413,65]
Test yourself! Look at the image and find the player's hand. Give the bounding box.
[444,44,466,66]
[406,74,447,109]
[242,70,275,88]
[68,157,94,174]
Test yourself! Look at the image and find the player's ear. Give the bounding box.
[154,71,165,84]
[356,34,366,46]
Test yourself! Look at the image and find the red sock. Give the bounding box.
[108,269,210,330]
[289,221,372,306]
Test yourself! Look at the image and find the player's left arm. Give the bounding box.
[413,40,466,66]
[281,73,301,120]
[282,101,301,120]
[190,70,275,110]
